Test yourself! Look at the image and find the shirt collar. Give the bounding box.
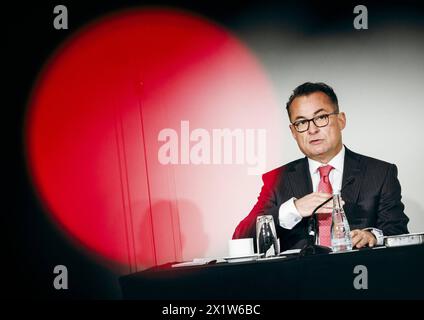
[308,145,345,175]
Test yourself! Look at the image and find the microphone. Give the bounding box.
[301,177,355,256]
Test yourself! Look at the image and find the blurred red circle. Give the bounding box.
[26,9,282,270]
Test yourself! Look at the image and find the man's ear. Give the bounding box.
[338,112,346,130]
[289,124,296,139]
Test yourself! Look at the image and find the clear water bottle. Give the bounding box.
[331,191,353,252]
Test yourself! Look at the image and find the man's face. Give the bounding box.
[288,92,346,163]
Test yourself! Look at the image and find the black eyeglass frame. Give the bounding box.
[291,112,339,133]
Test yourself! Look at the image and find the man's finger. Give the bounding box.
[366,232,376,247]
[352,239,360,248]
[354,232,368,248]
[351,234,361,247]
[357,236,369,248]
[315,193,332,200]
[351,230,365,247]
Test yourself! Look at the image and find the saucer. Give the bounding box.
[223,253,263,263]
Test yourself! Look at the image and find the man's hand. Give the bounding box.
[294,192,334,217]
[350,229,377,248]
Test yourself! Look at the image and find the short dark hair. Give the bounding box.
[286,82,339,118]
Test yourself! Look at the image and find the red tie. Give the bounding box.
[317,165,333,247]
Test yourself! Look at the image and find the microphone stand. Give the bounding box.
[299,177,355,257]
[299,197,333,256]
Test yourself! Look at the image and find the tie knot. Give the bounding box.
[318,165,333,178]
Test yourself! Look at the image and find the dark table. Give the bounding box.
[119,244,424,299]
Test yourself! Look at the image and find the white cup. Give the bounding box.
[228,238,254,257]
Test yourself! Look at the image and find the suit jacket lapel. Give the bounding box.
[287,157,313,198]
[342,147,363,206]
[285,147,363,205]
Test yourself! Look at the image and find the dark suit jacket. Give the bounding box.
[233,147,409,251]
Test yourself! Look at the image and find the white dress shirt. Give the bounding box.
[278,146,384,245]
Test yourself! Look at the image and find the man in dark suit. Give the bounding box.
[233,82,409,252]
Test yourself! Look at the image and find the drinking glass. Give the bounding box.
[256,215,280,257]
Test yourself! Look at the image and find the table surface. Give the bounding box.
[119,244,424,299]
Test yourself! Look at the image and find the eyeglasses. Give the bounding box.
[292,112,339,133]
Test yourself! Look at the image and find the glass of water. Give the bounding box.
[256,215,280,257]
